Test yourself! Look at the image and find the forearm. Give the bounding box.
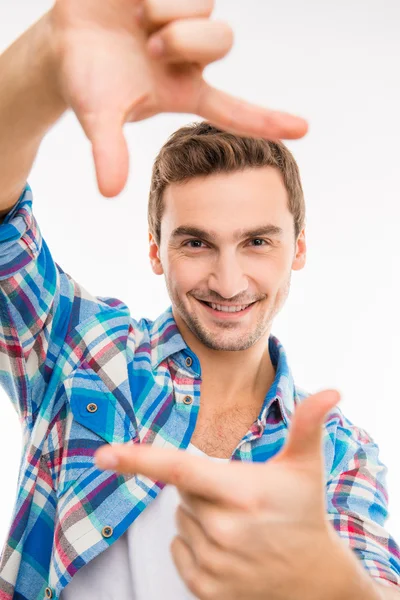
[0,12,67,213]
[317,530,400,600]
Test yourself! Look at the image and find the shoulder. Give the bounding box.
[294,386,378,476]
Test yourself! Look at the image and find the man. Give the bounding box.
[0,2,398,600]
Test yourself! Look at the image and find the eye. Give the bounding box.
[183,239,207,249]
[248,238,271,247]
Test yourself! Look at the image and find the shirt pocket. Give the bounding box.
[54,364,137,497]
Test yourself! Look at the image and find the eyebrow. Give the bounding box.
[170,225,283,242]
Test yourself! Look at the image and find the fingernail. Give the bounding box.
[148,36,165,57]
[95,451,119,470]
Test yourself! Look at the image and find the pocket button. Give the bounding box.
[102,526,113,538]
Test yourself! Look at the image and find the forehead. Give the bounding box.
[161,167,293,238]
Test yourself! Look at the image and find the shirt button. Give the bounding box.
[102,526,113,538]
[183,395,193,405]
[185,356,193,368]
[86,403,98,413]
[45,588,53,599]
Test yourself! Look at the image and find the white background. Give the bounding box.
[0,0,399,547]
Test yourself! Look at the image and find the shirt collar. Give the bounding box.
[259,335,296,426]
[150,307,296,424]
[150,306,187,369]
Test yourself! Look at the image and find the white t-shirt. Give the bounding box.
[61,444,228,600]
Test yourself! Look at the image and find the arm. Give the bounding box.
[308,522,400,600]
[0,0,307,423]
[1,1,307,205]
[325,411,400,592]
[312,536,400,599]
[0,187,77,425]
[94,390,400,600]
[0,14,66,214]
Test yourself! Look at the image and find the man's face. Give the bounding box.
[149,167,306,351]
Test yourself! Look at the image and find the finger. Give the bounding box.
[180,494,252,555]
[147,19,233,65]
[80,111,130,198]
[280,389,340,463]
[197,82,309,140]
[140,0,214,31]
[176,505,214,565]
[177,504,238,576]
[171,537,203,598]
[95,444,251,505]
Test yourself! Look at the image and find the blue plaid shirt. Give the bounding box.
[0,185,399,600]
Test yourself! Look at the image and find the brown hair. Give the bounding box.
[148,121,305,244]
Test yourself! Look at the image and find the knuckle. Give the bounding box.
[162,20,234,62]
[161,22,183,52]
[168,459,187,487]
[240,489,265,512]
[185,571,201,596]
[195,544,215,571]
[162,21,195,55]
[195,545,227,577]
[206,515,238,549]
[232,474,265,511]
[186,573,215,600]
[160,19,234,61]
[170,535,181,558]
[175,504,188,532]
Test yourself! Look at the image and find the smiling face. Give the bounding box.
[149,167,306,351]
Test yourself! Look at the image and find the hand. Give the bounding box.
[95,390,363,600]
[48,0,308,198]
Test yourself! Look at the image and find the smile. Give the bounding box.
[207,302,251,313]
[195,298,256,318]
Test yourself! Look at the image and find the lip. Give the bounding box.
[194,298,256,320]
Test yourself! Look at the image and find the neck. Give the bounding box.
[175,318,276,414]
[200,345,275,414]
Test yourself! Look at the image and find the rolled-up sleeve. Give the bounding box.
[0,184,74,426]
[325,412,400,588]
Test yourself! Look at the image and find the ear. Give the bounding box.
[292,228,306,271]
[149,233,164,275]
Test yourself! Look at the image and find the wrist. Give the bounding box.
[312,526,383,600]
[31,12,69,122]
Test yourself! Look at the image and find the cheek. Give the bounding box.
[247,252,292,289]
[167,255,210,292]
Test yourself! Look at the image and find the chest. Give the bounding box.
[191,403,259,458]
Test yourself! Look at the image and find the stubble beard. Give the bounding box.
[178,305,270,351]
[167,278,291,352]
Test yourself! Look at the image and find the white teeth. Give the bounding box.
[210,302,250,313]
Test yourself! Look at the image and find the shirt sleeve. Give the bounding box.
[325,411,400,589]
[0,184,75,427]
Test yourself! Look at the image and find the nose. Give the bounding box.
[207,250,249,300]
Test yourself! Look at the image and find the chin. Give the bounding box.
[200,336,259,352]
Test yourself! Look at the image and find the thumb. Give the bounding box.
[81,111,130,198]
[281,390,340,464]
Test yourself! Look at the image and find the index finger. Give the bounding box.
[95,443,249,506]
[198,82,309,139]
